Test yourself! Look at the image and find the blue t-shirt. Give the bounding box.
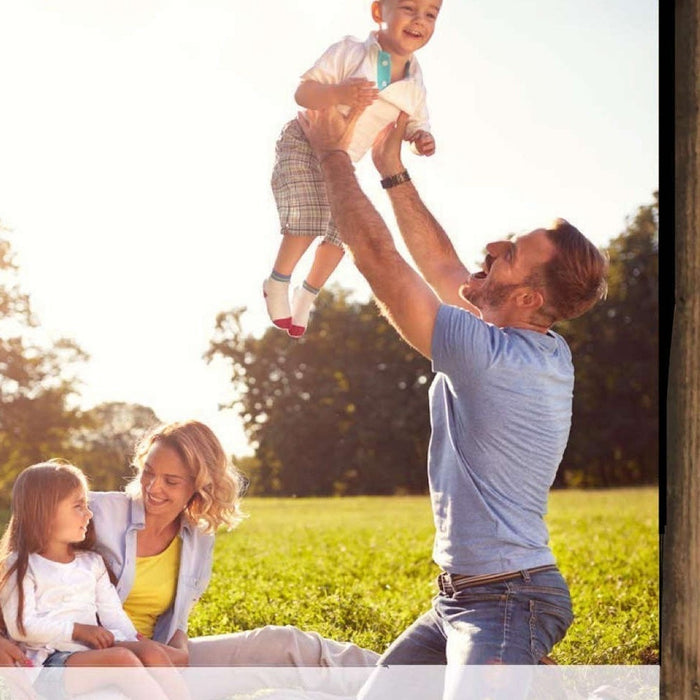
[429,304,574,575]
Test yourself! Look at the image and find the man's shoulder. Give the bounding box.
[542,329,574,363]
[435,303,491,337]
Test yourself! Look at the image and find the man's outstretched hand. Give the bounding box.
[372,111,408,177]
[297,106,366,161]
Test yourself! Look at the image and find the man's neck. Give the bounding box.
[481,308,551,334]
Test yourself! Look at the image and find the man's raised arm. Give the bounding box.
[372,112,471,309]
[298,108,444,359]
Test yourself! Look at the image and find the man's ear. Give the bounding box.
[371,1,383,25]
[515,288,545,311]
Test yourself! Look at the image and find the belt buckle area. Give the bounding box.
[438,572,455,595]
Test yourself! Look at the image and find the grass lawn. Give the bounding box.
[189,487,658,665]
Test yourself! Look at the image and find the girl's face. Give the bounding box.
[140,441,196,523]
[50,487,92,547]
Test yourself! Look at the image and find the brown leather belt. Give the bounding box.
[438,565,559,594]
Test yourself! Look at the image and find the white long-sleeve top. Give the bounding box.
[0,551,138,666]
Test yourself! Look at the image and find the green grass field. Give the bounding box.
[189,488,658,665]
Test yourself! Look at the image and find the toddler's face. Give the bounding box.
[373,0,442,56]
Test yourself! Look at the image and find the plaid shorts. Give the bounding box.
[270,119,342,247]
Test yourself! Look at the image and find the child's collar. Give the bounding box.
[366,31,416,77]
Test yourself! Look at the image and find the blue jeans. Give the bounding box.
[43,651,73,667]
[358,567,573,699]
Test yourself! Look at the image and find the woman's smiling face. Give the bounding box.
[140,441,196,523]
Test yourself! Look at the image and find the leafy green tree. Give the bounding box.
[209,195,658,495]
[207,287,432,495]
[557,193,658,487]
[71,402,161,491]
[0,231,88,503]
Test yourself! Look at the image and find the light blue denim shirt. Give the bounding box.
[88,491,215,644]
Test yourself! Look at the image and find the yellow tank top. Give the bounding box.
[123,536,181,638]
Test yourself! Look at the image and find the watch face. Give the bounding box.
[382,171,410,189]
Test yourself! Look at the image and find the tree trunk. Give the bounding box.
[662,0,700,696]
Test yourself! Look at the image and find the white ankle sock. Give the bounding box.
[289,285,318,336]
[263,277,291,328]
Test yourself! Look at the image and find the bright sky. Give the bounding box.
[0,0,658,455]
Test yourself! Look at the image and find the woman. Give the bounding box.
[88,419,378,672]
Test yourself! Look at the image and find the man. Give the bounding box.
[298,107,607,679]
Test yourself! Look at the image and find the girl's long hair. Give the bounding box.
[0,460,93,636]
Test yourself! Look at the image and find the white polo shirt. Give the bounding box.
[301,32,431,162]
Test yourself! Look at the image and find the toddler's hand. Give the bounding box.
[410,130,436,156]
[337,78,379,109]
[72,623,114,650]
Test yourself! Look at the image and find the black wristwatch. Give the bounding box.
[380,170,411,189]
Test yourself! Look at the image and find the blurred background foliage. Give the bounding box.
[0,193,657,503]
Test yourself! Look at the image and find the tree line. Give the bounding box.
[0,227,160,507]
[209,194,658,495]
[0,194,657,502]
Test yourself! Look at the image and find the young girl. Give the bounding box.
[263,0,442,337]
[0,461,189,700]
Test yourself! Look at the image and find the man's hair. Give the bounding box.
[538,218,608,323]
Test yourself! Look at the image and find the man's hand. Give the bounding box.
[336,78,379,108]
[297,105,365,160]
[0,637,30,667]
[410,129,436,156]
[372,111,409,176]
[72,623,114,650]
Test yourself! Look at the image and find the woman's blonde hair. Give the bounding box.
[125,420,246,534]
[0,460,93,635]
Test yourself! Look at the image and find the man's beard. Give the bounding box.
[463,280,521,310]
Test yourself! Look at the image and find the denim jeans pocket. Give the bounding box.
[528,598,574,660]
[452,587,509,601]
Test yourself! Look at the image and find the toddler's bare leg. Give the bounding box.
[264,234,317,329]
[273,234,316,276]
[289,241,345,337]
[305,240,345,289]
